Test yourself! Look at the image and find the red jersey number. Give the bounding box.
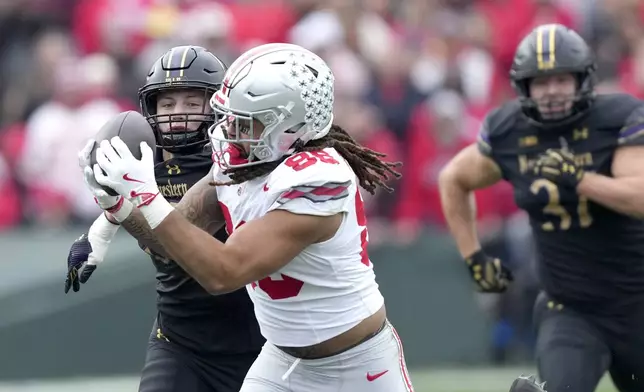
[219,201,305,300]
[355,191,370,266]
[251,275,305,300]
[284,151,339,172]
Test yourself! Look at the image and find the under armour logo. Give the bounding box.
[573,127,588,140]
[166,164,181,175]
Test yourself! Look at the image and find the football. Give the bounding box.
[90,111,157,196]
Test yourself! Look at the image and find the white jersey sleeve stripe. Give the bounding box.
[276,180,352,205]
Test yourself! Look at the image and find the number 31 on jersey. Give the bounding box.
[530,179,592,231]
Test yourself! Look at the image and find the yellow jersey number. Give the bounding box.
[530,179,592,231]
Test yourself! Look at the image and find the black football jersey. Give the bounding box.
[478,94,644,313]
[144,150,263,354]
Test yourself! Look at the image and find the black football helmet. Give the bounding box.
[510,24,596,126]
[138,45,227,153]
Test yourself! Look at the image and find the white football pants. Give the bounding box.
[239,321,415,392]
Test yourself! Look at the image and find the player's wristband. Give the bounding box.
[93,212,121,238]
[464,249,486,264]
[105,197,134,223]
[139,196,174,229]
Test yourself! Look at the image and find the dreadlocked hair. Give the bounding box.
[210,124,402,195]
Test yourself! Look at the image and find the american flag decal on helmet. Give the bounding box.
[276,181,351,204]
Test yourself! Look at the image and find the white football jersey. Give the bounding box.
[214,147,384,347]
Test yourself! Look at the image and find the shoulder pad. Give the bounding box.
[593,93,640,115]
[266,148,356,216]
[610,96,644,147]
[268,148,355,194]
[477,99,522,155]
[587,94,644,146]
[592,93,642,130]
[485,99,523,139]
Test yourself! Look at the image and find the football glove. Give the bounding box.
[65,213,120,293]
[79,139,133,221]
[93,137,159,209]
[79,139,120,209]
[94,137,173,229]
[509,375,547,392]
[465,250,513,293]
[533,148,583,188]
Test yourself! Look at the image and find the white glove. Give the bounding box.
[79,139,119,209]
[93,137,159,205]
[94,136,173,228]
[78,139,133,222]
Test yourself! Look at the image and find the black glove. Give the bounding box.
[508,375,547,392]
[64,234,98,293]
[64,214,119,293]
[464,250,513,293]
[533,148,583,188]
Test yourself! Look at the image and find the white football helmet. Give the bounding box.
[208,43,335,168]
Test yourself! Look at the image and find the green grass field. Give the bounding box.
[411,367,617,392]
[0,368,618,391]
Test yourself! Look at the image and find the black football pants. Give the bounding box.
[534,291,644,392]
[139,321,259,392]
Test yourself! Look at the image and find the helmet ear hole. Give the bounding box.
[143,95,157,116]
[284,123,306,134]
[512,79,530,99]
[575,73,584,89]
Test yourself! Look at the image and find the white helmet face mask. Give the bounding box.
[208,43,335,169]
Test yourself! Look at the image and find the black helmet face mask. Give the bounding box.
[143,86,217,152]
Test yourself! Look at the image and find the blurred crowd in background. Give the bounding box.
[2,0,644,235]
[1,0,643,363]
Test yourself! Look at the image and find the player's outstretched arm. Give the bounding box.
[438,144,503,257]
[112,170,225,259]
[92,137,340,293]
[144,204,340,294]
[577,145,644,218]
